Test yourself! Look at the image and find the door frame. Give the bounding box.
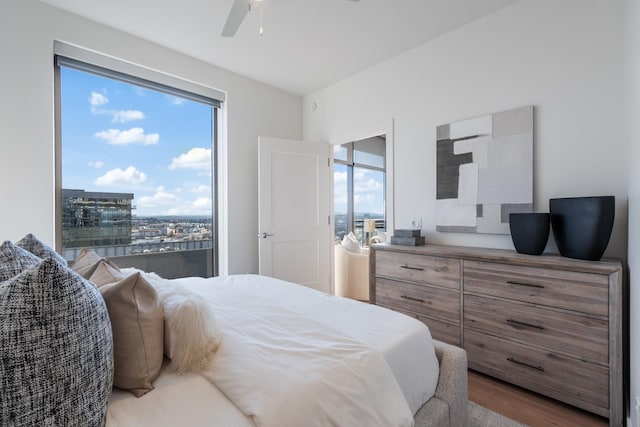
[328,119,395,293]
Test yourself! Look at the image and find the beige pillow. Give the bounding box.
[72,249,119,279]
[100,272,164,397]
[90,260,127,287]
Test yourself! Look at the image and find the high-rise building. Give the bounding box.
[62,189,134,248]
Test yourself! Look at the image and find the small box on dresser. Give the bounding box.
[390,229,426,246]
[389,236,426,246]
[369,243,624,426]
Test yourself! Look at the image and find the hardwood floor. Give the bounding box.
[468,370,609,427]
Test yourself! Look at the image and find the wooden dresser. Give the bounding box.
[369,243,624,426]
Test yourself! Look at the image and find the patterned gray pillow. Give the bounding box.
[16,233,67,266]
[0,240,42,282]
[0,258,113,426]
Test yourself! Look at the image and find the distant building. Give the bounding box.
[139,228,161,238]
[62,189,134,248]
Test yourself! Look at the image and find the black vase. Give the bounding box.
[509,213,550,255]
[549,196,615,261]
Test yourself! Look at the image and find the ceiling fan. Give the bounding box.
[221,0,360,37]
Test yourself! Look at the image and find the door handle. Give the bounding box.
[259,232,275,239]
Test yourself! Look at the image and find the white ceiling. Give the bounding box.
[38,0,519,96]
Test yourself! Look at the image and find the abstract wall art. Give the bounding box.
[436,105,534,235]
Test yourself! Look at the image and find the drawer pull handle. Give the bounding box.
[506,319,545,330]
[507,357,545,372]
[507,280,544,289]
[401,295,425,303]
[400,264,425,271]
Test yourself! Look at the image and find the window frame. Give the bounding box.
[334,139,387,239]
[53,45,222,277]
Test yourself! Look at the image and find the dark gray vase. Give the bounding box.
[509,213,550,255]
[549,196,615,261]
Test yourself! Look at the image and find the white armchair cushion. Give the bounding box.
[334,244,369,301]
[340,232,361,254]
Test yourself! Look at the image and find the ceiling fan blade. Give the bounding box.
[221,0,251,37]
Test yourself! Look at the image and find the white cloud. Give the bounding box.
[91,105,146,123]
[90,91,108,106]
[333,171,348,213]
[353,169,384,214]
[192,197,212,209]
[354,177,383,194]
[136,186,178,209]
[167,95,185,105]
[95,166,147,187]
[191,185,211,194]
[164,198,212,216]
[88,161,105,168]
[169,148,211,170]
[136,187,212,216]
[334,170,347,184]
[94,127,159,145]
[111,110,146,123]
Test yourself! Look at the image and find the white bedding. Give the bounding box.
[107,274,439,427]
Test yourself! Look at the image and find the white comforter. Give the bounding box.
[107,274,439,427]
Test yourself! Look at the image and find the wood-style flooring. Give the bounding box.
[468,370,609,427]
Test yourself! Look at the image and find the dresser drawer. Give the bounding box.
[375,251,460,289]
[375,277,460,323]
[463,260,608,316]
[391,307,461,346]
[464,294,608,363]
[464,330,609,413]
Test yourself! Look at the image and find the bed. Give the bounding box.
[0,236,467,427]
[106,273,468,427]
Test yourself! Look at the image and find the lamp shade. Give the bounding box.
[364,219,376,233]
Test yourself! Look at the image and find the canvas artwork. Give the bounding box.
[436,105,534,235]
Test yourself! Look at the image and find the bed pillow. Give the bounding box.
[341,231,361,254]
[15,233,67,266]
[138,270,223,373]
[72,248,119,279]
[89,259,127,287]
[0,240,42,282]
[99,271,164,396]
[0,258,113,426]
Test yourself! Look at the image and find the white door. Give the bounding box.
[258,137,331,293]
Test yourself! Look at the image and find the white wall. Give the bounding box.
[625,0,639,424]
[304,0,626,260]
[0,0,302,275]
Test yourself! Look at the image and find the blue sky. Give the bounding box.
[60,67,214,217]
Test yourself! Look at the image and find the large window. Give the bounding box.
[334,136,386,243]
[55,49,221,278]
